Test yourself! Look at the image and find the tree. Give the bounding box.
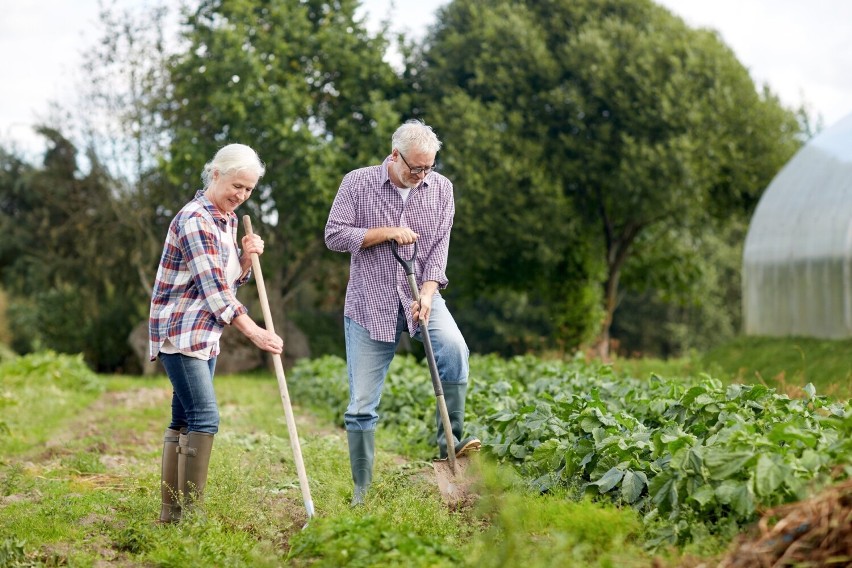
[161,0,404,342]
[416,0,801,357]
[0,130,147,369]
[0,1,181,370]
[78,1,179,297]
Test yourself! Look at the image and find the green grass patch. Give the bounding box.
[466,462,652,568]
[609,353,708,382]
[700,335,852,398]
[0,352,721,567]
[610,336,852,400]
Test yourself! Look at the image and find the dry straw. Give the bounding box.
[720,479,852,567]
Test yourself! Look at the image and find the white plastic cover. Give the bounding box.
[743,112,852,337]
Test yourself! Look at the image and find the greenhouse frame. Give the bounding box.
[743,112,852,337]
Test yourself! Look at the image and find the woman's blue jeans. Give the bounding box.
[344,295,469,432]
[159,352,220,434]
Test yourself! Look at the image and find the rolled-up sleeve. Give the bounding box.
[325,172,369,254]
[420,182,454,289]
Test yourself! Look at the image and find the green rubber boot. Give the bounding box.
[177,432,215,513]
[158,428,183,523]
[347,430,375,506]
[437,383,481,459]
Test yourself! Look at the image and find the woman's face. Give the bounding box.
[205,169,259,214]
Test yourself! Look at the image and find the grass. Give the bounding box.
[0,353,675,567]
[611,335,852,399]
[5,336,852,565]
[700,335,852,398]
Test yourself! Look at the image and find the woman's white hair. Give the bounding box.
[391,119,442,155]
[201,143,265,188]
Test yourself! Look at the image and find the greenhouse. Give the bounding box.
[743,112,852,337]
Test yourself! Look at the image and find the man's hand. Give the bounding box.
[386,227,419,245]
[412,281,439,324]
[361,227,419,249]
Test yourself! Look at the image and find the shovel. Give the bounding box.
[243,216,314,521]
[391,240,476,505]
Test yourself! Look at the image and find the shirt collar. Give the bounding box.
[194,189,233,228]
[382,155,430,191]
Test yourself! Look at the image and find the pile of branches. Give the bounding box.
[720,479,852,567]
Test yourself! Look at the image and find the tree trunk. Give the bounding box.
[594,266,620,362]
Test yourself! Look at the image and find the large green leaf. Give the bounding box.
[589,466,624,493]
[715,481,755,517]
[703,449,754,481]
[621,469,647,503]
[649,470,678,514]
[753,454,791,498]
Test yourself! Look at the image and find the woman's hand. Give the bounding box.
[250,327,284,354]
[233,314,283,354]
[241,234,264,256]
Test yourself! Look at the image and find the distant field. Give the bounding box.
[612,335,852,399]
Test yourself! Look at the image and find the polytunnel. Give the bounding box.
[743,112,852,337]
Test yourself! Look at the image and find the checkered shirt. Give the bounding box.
[148,190,250,360]
[325,157,454,342]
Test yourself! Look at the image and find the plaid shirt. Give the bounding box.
[148,191,250,360]
[325,157,454,342]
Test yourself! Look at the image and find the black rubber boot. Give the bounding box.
[437,383,481,459]
[159,427,183,523]
[347,430,375,506]
[177,432,215,513]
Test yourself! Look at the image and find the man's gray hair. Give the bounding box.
[201,143,265,188]
[391,119,442,155]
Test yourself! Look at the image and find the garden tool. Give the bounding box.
[391,240,478,505]
[243,216,315,521]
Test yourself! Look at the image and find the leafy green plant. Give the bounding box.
[0,538,32,568]
[288,354,852,548]
[0,351,104,393]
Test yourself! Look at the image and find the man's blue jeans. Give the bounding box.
[159,352,220,434]
[344,295,469,432]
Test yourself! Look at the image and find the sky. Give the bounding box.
[2,0,851,160]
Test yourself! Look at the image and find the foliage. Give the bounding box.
[0,133,149,370]
[0,538,32,568]
[0,287,10,346]
[613,219,748,357]
[0,358,668,567]
[415,0,803,356]
[0,349,104,394]
[469,469,650,568]
[289,514,461,567]
[701,335,852,399]
[0,0,810,366]
[288,353,852,547]
[0,351,104,454]
[162,0,404,327]
[413,1,605,353]
[0,0,406,367]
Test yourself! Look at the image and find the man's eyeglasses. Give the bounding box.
[398,151,435,175]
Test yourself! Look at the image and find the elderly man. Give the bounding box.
[325,119,480,505]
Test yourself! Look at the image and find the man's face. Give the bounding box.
[392,148,436,189]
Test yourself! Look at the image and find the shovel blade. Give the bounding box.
[432,454,477,507]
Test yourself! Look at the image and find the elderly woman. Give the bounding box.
[149,143,283,523]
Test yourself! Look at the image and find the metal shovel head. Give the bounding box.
[432,453,478,507]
